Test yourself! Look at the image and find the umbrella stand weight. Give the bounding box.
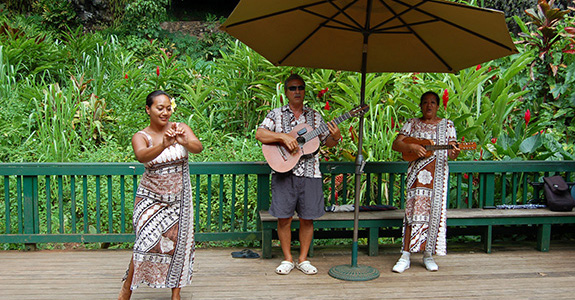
[328,257,381,281]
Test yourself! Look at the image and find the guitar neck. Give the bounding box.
[424,145,453,151]
[301,112,351,141]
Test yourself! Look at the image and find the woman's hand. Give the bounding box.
[448,142,460,159]
[410,143,427,158]
[163,124,177,148]
[172,123,203,153]
[173,124,188,145]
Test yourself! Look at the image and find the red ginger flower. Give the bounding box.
[156,66,160,77]
[324,100,330,110]
[349,125,355,142]
[524,109,531,126]
[476,64,481,71]
[442,89,449,109]
[317,87,329,99]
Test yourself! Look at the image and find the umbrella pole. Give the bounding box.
[328,21,380,280]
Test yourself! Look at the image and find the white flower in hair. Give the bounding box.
[171,98,177,110]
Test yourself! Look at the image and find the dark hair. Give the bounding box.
[284,74,305,92]
[146,90,170,107]
[420,91,440,106]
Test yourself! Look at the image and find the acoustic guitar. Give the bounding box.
[401,137,476,162]
[262,104,369,173]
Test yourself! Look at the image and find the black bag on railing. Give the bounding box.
[543,176,575,211]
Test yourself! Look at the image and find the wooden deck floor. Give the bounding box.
[1,242,575,300]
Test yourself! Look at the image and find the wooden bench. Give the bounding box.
[259,208,575,259]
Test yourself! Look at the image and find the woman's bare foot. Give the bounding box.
[118,284,132,300]
[171,287,181,300]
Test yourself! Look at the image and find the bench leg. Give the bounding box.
[482,225,492,254]
[368,227,379,256]
[262,227,273,259]
[537,224,551,252]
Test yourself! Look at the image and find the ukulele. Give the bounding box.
[262,104,369,173]
[401,137,476,162]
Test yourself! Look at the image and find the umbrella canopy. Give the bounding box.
[221,0,518,74]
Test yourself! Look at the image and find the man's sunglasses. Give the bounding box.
[287,85,305,91]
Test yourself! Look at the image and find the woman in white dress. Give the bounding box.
[391,91,460,273]
[119,90,203,300]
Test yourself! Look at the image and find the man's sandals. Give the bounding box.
[296,261,317,275]
[275,261,294,275]
[275,260,318,275]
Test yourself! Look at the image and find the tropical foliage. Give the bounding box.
[0,0,574,165]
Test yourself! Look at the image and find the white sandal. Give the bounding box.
[275,260,294,275]
[296,260,317,275]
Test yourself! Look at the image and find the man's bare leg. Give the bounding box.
[297,218,314,263]
[277,217,293,262]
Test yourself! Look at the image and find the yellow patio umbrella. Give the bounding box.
[221,0,517,281]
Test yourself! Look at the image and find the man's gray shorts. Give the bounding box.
[269,173,325,220]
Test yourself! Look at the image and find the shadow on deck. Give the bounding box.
[1,241,575,300]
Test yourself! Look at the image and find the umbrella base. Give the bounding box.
[328,264,380,281]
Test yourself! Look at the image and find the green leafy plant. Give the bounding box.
[123,0,170,38]
[32,0,78,32]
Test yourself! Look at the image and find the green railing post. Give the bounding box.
[22,175,37,251]
[484,173,495,206]
[256,173,271,232]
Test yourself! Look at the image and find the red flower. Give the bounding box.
[156,66,160,77]
[491,137,497,144]
[463,173,469,180]
[335,174,343,186]
[442,89,449,109]
[124,74,128,79]
[390,117,395,129]
[565,26,575,35]
[317,87,329,99]
[461,136,465,142]
[324,100,330,110]
[349,125,355,142]
[476,64,481,71]
[524,109,531,126]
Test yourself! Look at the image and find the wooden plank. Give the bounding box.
[260,209,575,222]
[1,243,574,299]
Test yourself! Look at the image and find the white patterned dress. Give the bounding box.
[127,130,195,289]
[399,118,456,256]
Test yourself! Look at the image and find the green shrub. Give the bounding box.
[32,0,78,32]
